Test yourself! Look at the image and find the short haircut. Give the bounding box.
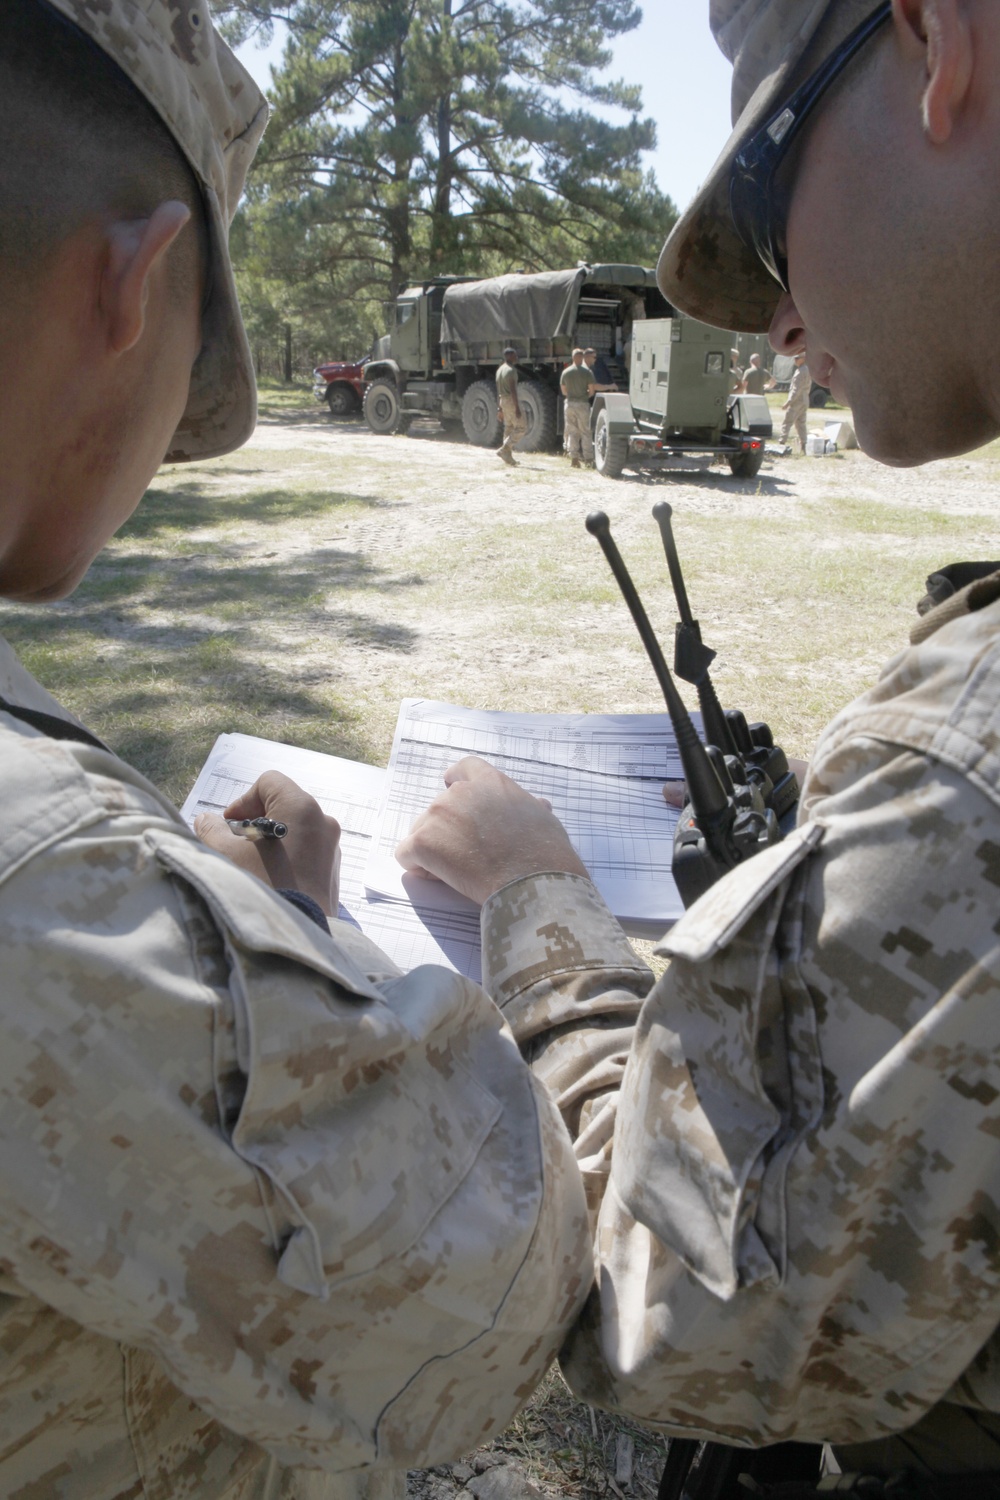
[504,347,518,357]
[572,347,584,357]
[0,0,206,303]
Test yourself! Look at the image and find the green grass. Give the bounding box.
[3,415,994,805]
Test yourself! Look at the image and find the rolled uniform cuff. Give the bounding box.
[481,872,652,1042]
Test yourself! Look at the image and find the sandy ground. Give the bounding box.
[199,405,998,778]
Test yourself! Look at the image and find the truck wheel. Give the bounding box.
[593,409,628,479]
[326,383,358,418]
[810,384,829,408]
[516,381,558,451]
[728,448,765,478]
[461,380,501,447]
[364,380,401,434]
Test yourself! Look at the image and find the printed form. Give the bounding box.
[182,703,689,982]
[364,699,688,927]
[181,733,484,979]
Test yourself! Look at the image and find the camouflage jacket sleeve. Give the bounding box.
[481,873,654,1220]
[485,581,1000,1449]
[0,706,592,1489]
[559,581,1000,1447]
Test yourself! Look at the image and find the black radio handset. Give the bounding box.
[652,501,800,824]
[586,511,779,907]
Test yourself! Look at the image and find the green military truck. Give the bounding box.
[591,317,773,480]
[361,265,772,476]
[361,265,672,449]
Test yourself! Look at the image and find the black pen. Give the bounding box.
[224,816,288,841]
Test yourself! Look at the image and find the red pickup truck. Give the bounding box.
[312,358,366,417]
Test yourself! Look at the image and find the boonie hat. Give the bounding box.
[658,0,885,333]
[47,0,268,461]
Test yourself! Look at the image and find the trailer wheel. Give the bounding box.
[594,409,628,479]
[728,447,765,478]
[364,380,401,434]
[461,380,502,446]
[516,381,558,451]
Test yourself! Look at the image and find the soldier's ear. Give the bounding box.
[892,0,973,145]
[99,201,192,355]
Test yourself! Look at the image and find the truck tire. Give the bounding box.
[593,409,628,479]
[364,380,401,434]
[462,380,502,447]
[516,380,558,451]
[326,383,358,418]
[810,383,829,407]
[728,447,765,478]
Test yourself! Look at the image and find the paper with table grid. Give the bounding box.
[363,700,687,928]
[182,703,688,983]
[180,733,486,980]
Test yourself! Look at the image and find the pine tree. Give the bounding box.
[214,0,676,353]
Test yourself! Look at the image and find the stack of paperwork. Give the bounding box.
[182,699,691,981]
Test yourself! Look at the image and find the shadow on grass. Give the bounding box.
[0,535,421,801]
[0,611,382,804]
[76,547,423,620]
[121,481,385,542]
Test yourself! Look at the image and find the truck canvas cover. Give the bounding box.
[439,268,587,348]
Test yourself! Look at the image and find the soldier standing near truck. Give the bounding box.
[561,348,596,468]
[495,347,526,466]
[780,351,811,450]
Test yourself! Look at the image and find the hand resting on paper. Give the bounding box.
[395,756,588,906]
[195,769,342,915]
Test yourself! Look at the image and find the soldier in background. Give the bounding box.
[741,350,772,395]
[780,350,811,450]
[495,346,526,466]
[583,346,618,391]
[560,347,596,468]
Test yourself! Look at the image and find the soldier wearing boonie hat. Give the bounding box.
[0,4,596,1496]
[393,0,1000,1488]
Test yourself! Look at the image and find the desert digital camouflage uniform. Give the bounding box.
[0,3,594,1489]
[0,636,592,1498]
[480,571,1000,1460]
[781,361,811,451]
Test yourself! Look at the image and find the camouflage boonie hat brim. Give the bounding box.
[47,0,268,462]
[657,0,884,333]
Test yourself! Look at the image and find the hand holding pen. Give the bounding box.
[195,769,342,914]
[225,816,288,841]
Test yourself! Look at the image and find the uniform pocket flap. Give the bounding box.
[148,826,505,1298]
[655,823,825,963]
[619,822,825,1299]
[146,828,383,1001]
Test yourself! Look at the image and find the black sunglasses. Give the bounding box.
[729,1,892,293]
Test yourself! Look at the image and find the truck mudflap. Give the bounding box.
[591,392,638,436]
